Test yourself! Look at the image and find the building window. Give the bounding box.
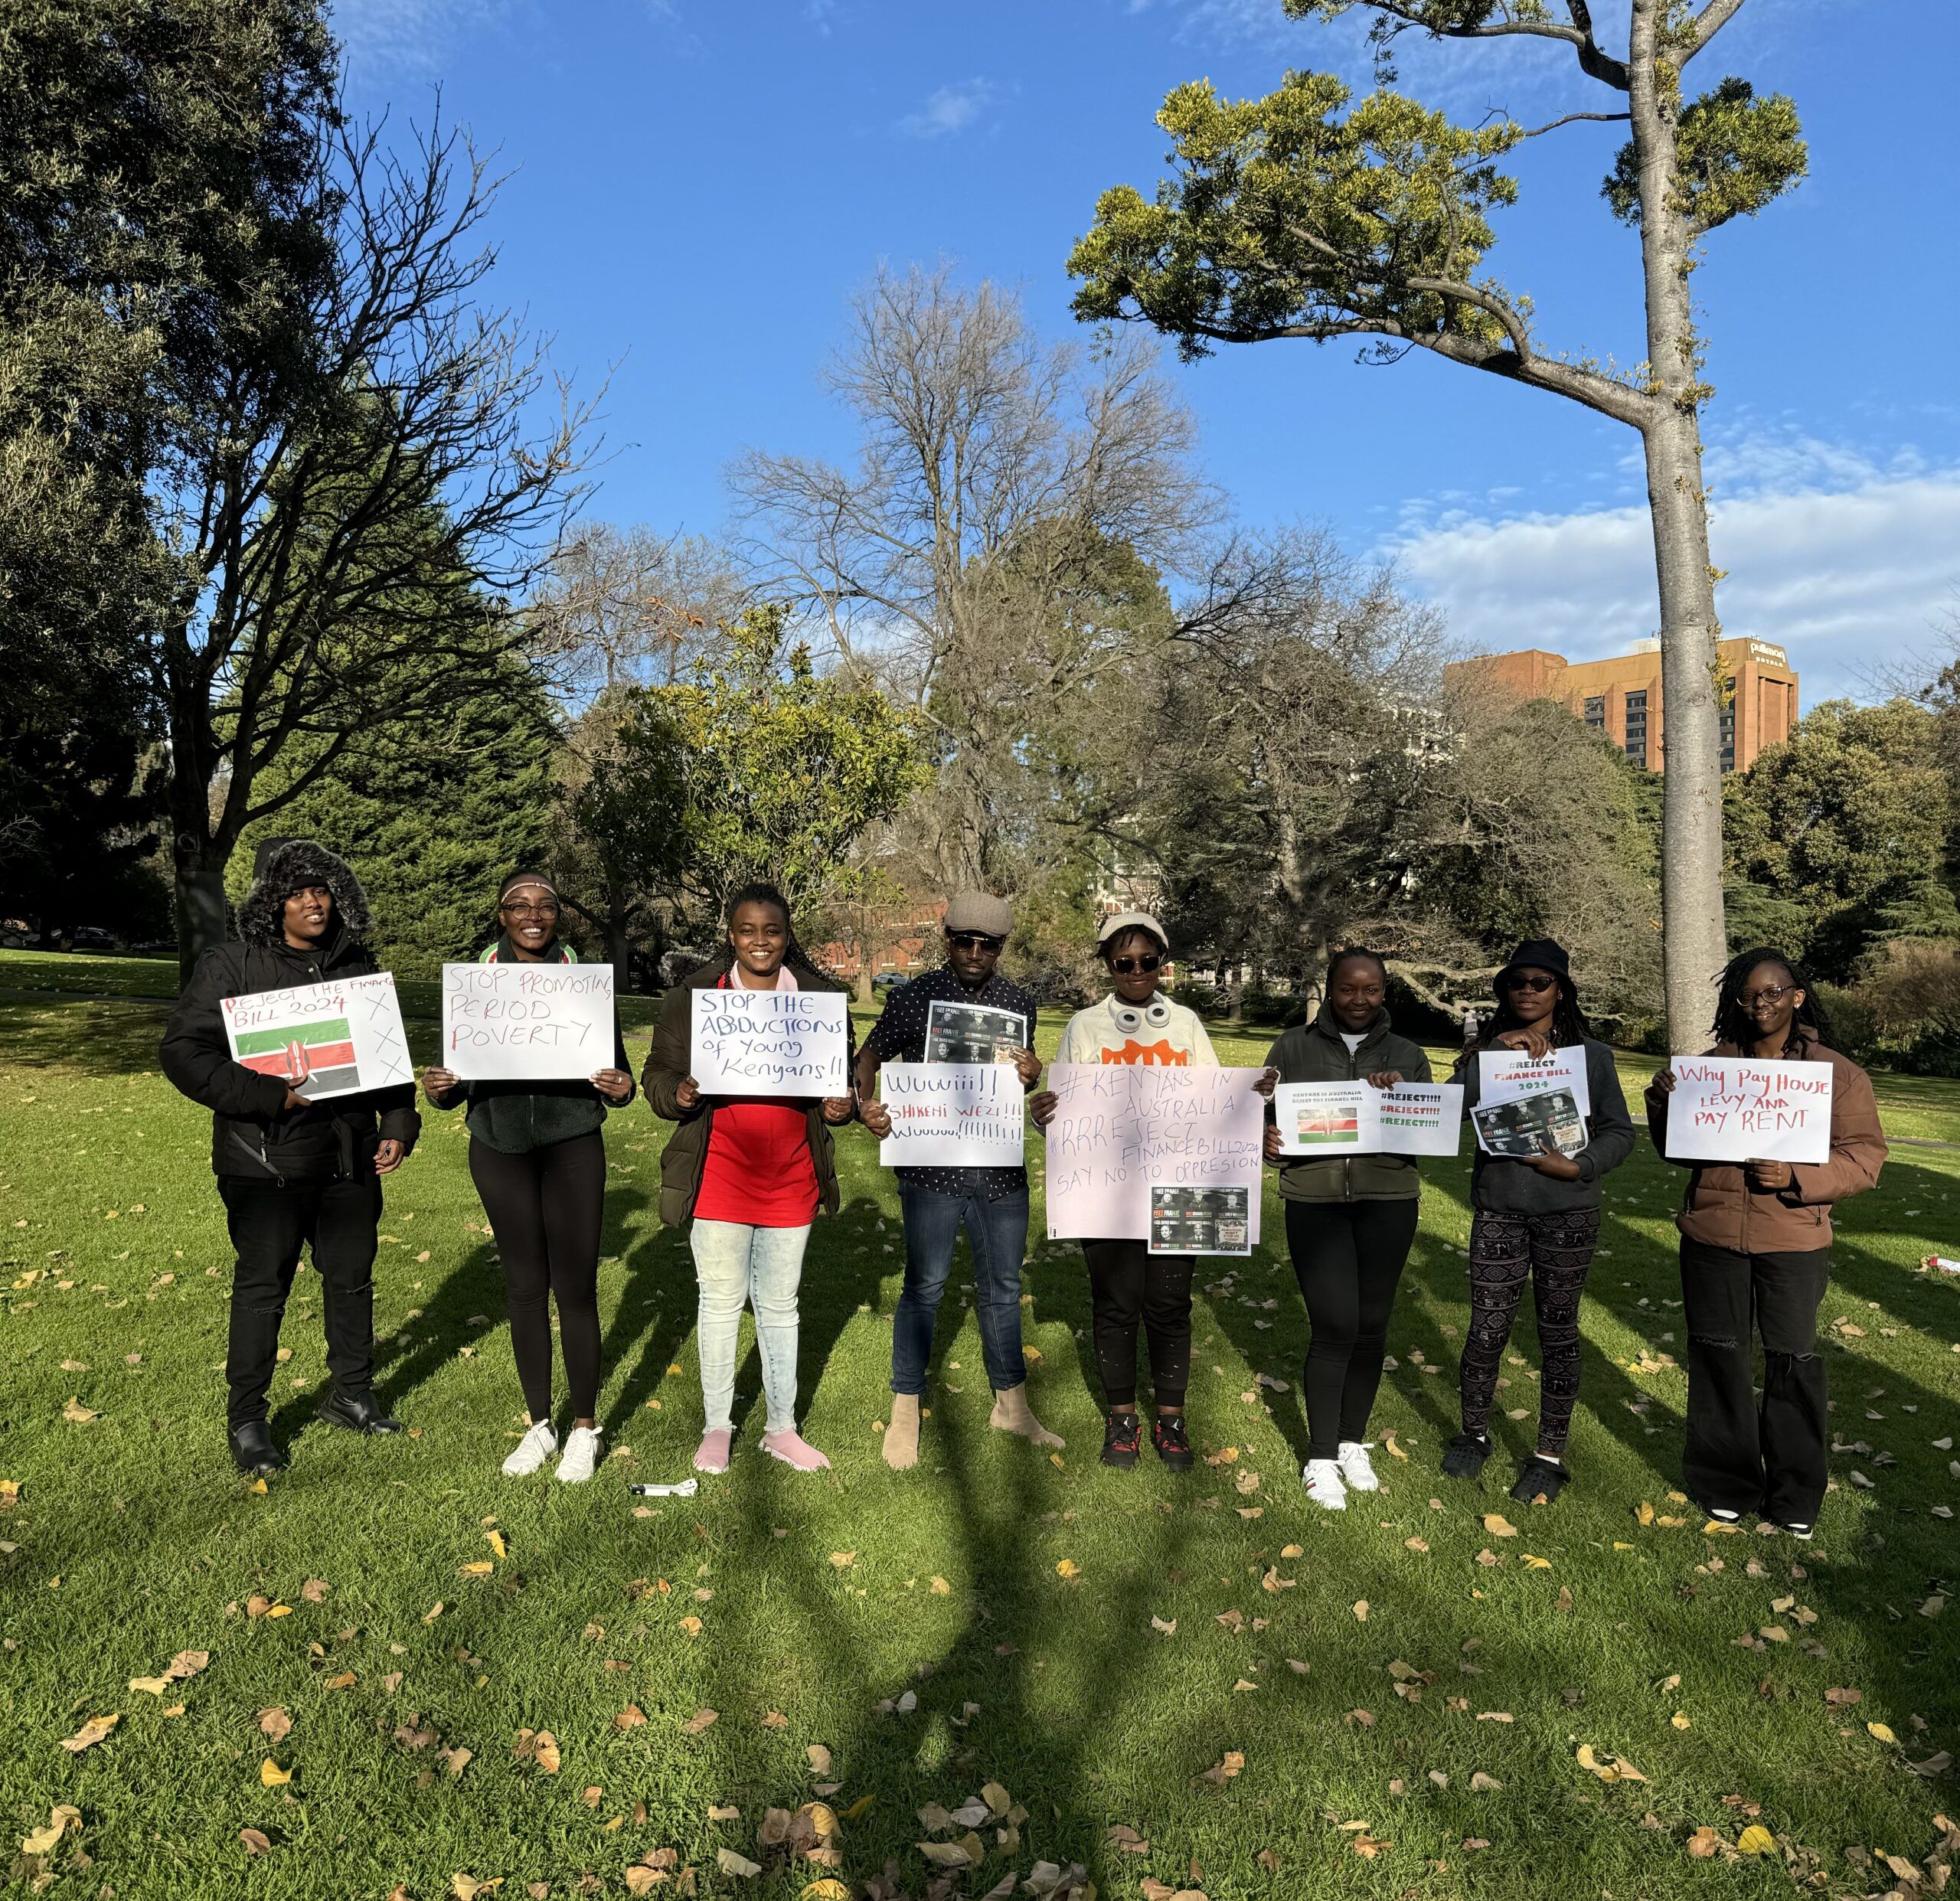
[1583,694,1606,730]
[1719,704,1736,772]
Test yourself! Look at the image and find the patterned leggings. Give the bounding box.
[1460,1207,1602,1457]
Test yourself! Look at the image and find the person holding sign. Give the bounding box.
[644,884,856,1475]
[1262,949,1432,1511]
[161,840,420,1476]
[855,893,1057,1468]
[1646,949,1885,1536]
[1031,912,1273,1472]
[420,873,635,1485]
[1442,939,1634,1504]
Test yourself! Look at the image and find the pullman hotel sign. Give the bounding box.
[1746,640,1788,668]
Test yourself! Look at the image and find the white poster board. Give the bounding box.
[441,962,616,1080]
[1044,1064,1266,1243]
[1479,1047,1592,1123]
[691,988,850,1097]
[222,972,411,1103]
[1663,1056,1834,1165]
[1275,1081,1463,1158]
[878,1062,1026,1168]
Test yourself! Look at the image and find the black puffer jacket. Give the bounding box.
[161,842,421,1182]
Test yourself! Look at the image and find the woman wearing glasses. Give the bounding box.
[1443,938,1634,1504]
[421,872,635,1482]
[1645,949,1883,1537]
[1030,912,1224,1472]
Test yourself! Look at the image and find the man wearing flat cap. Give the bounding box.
[856,892,1060,1466]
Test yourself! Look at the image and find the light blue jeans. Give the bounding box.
[689,1219,812,1435]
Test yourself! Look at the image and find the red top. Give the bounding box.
[693,972,820,1228]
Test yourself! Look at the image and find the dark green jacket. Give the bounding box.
[425,939,634,1154]
[1263,1004,1433,1203]
[642,961,856,1229]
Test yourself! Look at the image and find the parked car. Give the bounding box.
[0,919,29,950]
[871,971,909,991]
[67,926,119,952]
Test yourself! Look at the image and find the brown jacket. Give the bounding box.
[642,962,854,1229]
[1644,1031,1885,1253]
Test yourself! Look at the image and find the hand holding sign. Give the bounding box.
[690,989,850,1097]
[1661,1057,1832,1165]
[442,963,616,1082]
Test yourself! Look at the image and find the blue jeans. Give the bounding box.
[890,1181,1029,1396]
[689,1219,812,1435]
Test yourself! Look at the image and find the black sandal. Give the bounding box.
[1508,1454,1570,1504]
[1441,1432,1491,1481]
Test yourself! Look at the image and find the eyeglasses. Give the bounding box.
[948,933,1004,952]
[1112,953,1163,975]
[1504,972,1557,993]
[501,901,559,919]
[1740,984,1795,1005]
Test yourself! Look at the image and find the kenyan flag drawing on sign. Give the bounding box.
[233,1017,361,1097]
[1294,1107,1360,1146]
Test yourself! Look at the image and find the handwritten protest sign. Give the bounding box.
[1662,1056,1834,1164]
[222,972,410,1103]
[878,1062,1025,1168]
[1044,1064,1265,1243]
[1479,1047,1592,1122]
[691,988,850,1097]
[1275,1081,1463,1158]
[442,962,616,1081]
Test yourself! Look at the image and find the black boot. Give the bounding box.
[318,1387,403,1435]
[230,1420,288,1477]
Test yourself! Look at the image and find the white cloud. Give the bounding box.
[896,79,998,139]
[1387,456,1960,702]
[328,0,514,77]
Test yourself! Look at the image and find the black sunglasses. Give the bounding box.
[1112,952,1163,975]
[1504,972,1557,993]
[948,933,1004,952]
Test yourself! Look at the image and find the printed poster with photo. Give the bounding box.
[924,998,1028,1065]
[1471,1086,1588,1159]
[221,972,412,1103]
[1147,1184,1252,1256]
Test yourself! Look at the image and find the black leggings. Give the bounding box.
[1082,1239,1192,1409]
[1285,1198,1420,1460]
[468,1132,606,1421]
[1460,1207,1601,1458]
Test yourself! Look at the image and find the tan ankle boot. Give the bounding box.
[990,1383,1063,1449]
[883,1392,921,1470]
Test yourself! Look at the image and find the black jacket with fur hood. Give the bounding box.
[161,841,421,1182]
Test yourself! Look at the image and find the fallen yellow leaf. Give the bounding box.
[57,1713,118,1752]
[1868,1721,1900,1745]
[1736,1824,1778,1855]
[1055,1559,1080,1579]
[1482,1514,1518,1538]
[260,1759,292,1786]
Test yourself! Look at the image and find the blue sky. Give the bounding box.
[333,0,1960,701]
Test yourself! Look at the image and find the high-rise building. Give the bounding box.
[1442,636,1798,772]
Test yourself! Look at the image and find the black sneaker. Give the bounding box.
[1441,1431,1492,1481]
[1152,1414,1194,1471]
[1508,1454,1570,1504]
[1100,1412,1142,1468]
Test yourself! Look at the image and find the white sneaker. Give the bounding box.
[1337,1440,1380,1492]
[1303,1458,1348,1511]
[556,1425,602,1484]
[501,1421,557,1476]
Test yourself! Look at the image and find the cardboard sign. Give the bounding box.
[878,1062,1026,1168]
[1148,1184,1251,1256]
[1479,1047,1592,1123]
[1044,1064,1266,1243]
[222,972,411,1103]
[925,998,1029,1064]
[1275,1081,1463,1158]
[1662,1056,1834,1165]
[691,987,850,1097]
[1472,1087,1588,1159]
[442,962,616,1081]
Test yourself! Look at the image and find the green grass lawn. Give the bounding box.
[2,976,1957,1900]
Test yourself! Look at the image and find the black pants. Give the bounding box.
[1285,1198,1420,1460]
[469,1133,606,1421]
[219,1172,383,1429]
[1680,1239,1831,1524]
[1460,1207,1601,1457]
[1082,1239,1191,1409]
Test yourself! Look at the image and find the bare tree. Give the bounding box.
[155,112,598,973]
[730,263,1215,887]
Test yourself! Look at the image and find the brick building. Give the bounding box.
[1443,636,1798,772]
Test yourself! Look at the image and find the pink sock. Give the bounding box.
[762,1429,830,1472]
[693,1428,732,1475]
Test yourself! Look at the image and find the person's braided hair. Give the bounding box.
[704,881,841,991]
[1478,968,1592,1051]
[1711,946,1831,1055]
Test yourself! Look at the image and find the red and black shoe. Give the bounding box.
[1152,1413,1195,1471]
[1100,1410,1143,1468]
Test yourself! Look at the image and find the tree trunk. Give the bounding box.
[172,828,231,982]
[1630,2,1729,1047]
